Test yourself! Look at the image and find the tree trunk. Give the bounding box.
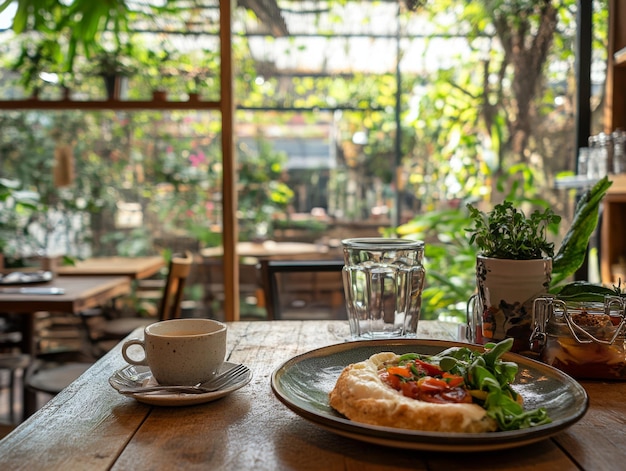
[490,1,559,163]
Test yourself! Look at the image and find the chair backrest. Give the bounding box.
[200,257,263,316]
[258,259,346,320]
[158,251,194,321]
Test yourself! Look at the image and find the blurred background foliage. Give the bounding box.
[0,0,608,321]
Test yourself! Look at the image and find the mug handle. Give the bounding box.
[121,338,148,366]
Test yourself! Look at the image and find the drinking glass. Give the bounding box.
[588,133,609,178]
[613,129,626,174]
[342,238,425,339]
[577,147,590,176]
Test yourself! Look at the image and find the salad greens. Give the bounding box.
[427,338,551,431]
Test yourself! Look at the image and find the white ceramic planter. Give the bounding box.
[471,255,552,353]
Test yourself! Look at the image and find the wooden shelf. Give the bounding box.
[0,98,221,111]
[601,175,626,284]
[602,2,626,284]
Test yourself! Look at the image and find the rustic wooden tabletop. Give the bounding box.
[0,320,623,470]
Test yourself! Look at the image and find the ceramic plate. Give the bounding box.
[109,362,252,406]
[271,339,588,452]
[0,271,53,285]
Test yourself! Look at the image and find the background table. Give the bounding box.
[201,240,328,259]
[0,320,624,470]
[56,256,165,280]
[0,275,132,417]
[0,275,132,353]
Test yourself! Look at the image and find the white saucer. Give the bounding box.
[109,362,252,406]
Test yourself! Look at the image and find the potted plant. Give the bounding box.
[178,49,219,102]
[135,44,178,101]
[466,177,612,352]
[86,48,137,100]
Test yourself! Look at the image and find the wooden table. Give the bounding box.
[201,240,328,259]
[0,275,132,417]
[0,276,132,354]
[0,320,623,470]
[56,256,165,280]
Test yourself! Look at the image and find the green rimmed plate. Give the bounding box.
[271,339,588,452]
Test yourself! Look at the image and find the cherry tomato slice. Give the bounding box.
[418,376,448,392]
[400,381,420,399]
[440,388,472,404]
[412,358,444,376]
[418,387,471,404]
[387,365,412,378]
[379,370,401,390]
[443,372,465,388]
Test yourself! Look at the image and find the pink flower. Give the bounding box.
[189,151,206,167]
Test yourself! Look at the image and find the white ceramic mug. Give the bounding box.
[121,318,227,386]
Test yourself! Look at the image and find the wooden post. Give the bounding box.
[220,0,240,321]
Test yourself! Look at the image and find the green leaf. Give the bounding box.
[550,280,619,299]
[552,177,612,286]
[471,365,501,391]
[438,356,459,372]
[482,337,513,367]
[486,391,551,430]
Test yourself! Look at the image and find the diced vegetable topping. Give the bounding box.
[379,338,552,431]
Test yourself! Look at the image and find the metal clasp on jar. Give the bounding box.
[531,295,626,349]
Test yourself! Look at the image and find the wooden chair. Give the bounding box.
[0,315,23,356]
[0,315,31,423]
[0,353,30,423]
[258,259,346,320]
[25,252,193,405]
[200,257,265,319]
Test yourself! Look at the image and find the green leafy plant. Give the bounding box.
[10,38,64,96]
[551,177,612,286]
[0,177,39,262]
[2,0,133,77]
[87,47,138,77]
[466,201,561,260]
[467,177,612,288]
[237,137,294,240]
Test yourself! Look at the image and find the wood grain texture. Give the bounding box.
[56,256,165,280]
[0,320,623,470]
